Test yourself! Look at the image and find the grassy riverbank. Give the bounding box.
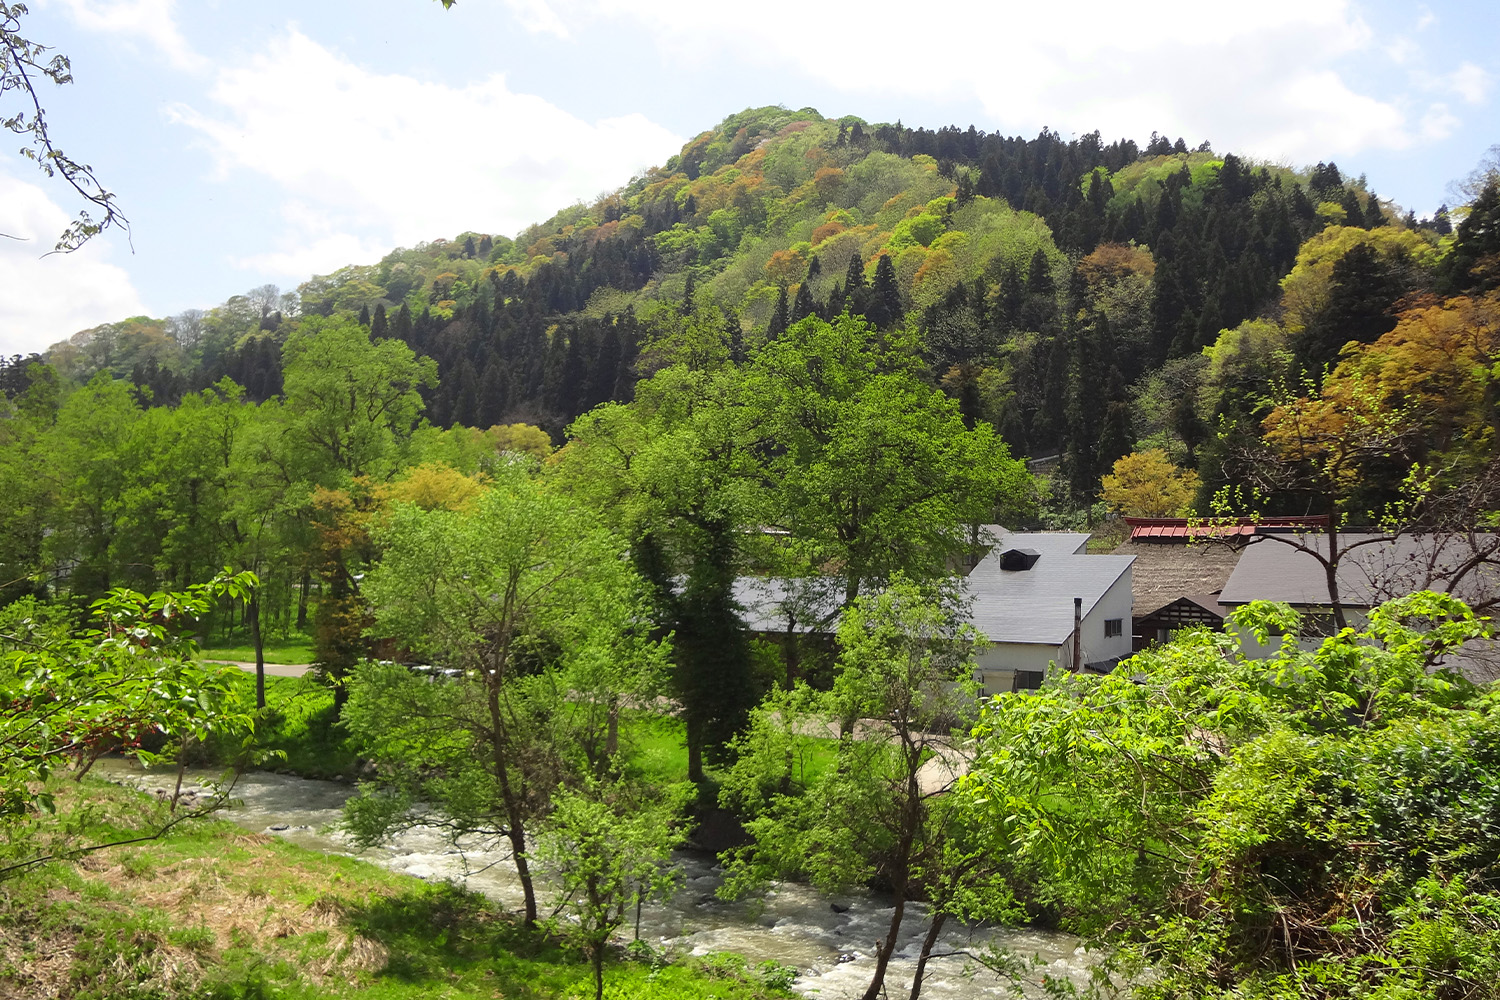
[209,673,359,781]
[198,630,318,668]
[0,779,797,1000]
[225,675,731,789]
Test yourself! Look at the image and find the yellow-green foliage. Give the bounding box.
[1279,225,1441,333]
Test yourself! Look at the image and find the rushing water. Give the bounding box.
[95,760,1095,999]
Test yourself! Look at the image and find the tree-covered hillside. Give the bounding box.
[6,107,1499,530]
[7,107,1500,1000]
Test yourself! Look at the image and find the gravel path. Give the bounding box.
[204,660,313,678]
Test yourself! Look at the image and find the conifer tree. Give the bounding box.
[393,302,414,344]
[590,326,623,407]
[842,253,867,316]
[478,361,507,428]
[868,254,902,330]
[725,310,747,365]
[791,281,817,324]
[1443,181,1500,294]
[452,360,479,427]
[767,285,790,340]
[1434,204,1453,236]
[371,303,389,339]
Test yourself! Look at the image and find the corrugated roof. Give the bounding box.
[1124,516,1329,541]
[734,530,1134,646]
[733,576,843,634]
[1219,533,1500,609]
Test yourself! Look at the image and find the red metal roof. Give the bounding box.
[1124,516,1329,541]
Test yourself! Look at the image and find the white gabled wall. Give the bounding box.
[1079,567,1135,666]
[971,563,1135,697]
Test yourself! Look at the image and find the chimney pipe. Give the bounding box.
[1072,596,1083,671]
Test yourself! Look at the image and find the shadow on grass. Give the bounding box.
[342,882,590,998]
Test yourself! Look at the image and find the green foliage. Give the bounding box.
[0,572,257,877]
[281,317,437,483]
[346,469,665,923]
[966,591,1500,997]
[749,315,1034,601]
[1,776,793,1000]
[719,578,1014,1000]
[536,777,693,1000]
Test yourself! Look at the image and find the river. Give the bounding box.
[95,760,1097,999]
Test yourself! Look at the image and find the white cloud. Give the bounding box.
[0,167,148,356]
[502,0,572,39]
[1419,102,1462,142]
[1445,62,1491,104]
[515,0,1422,163]
[167,29,683,272]
[49,0,205,73]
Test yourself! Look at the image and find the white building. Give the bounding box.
[965,531,1134,696]
[1216,532,1500,683]
[733,529,1136,698]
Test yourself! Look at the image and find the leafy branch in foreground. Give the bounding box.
[0,570,259,878]
[0,3,129,251]
[967,591,1500,998]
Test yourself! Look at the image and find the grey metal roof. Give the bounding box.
[1219,533,1500,609]
[733,531,1134,646]
[732,576,844,634]
[965,531,1134,644]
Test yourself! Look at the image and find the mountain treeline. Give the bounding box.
[7,108,1500,549]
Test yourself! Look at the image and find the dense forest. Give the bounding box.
[6,109,1500,1000]
[12,109,1499,516]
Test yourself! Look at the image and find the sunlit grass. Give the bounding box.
[2,778,798,1000]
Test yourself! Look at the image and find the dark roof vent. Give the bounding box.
[999,548,1041,571]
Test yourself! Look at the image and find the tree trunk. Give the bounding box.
[864,745,925,1000]
[296,568,310,630]
[249,588,266,710]
[1322,515,1347,630]
[606,697,619,760]
[784,629,801,688]
[510,818,537,926]
[487,678,537,925]
[862,887,908,1000]
[592,941,605,1000]
[686,716,705,783]
[908,910,949,1000]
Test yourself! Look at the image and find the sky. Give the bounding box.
[1,0,1496,356]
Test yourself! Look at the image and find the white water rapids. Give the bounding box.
[95,760,1098,999]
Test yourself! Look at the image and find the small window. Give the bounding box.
[1104,618,1123,638]
[1012,670,1044,691]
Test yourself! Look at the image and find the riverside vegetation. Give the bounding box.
[4,109,1500,999]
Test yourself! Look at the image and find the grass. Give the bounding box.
[0,778,799,1000]
[204,673,360,781]
[199,632,318,666]
[621,710,693,787]
[618,709,839,803]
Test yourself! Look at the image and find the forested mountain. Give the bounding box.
[4,106,1499,604]
[17,110,1490,494]
[8,108,1500,1000]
